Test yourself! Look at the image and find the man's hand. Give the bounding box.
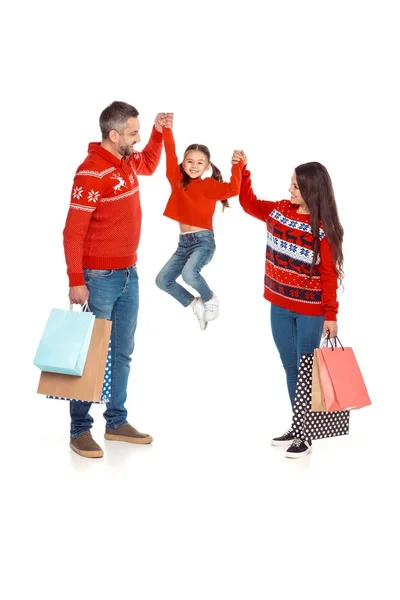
[232,149,247,165]
[69,285,89,305]
[154,112,174,131]
[323,320,338,338]
[154,113,166,132]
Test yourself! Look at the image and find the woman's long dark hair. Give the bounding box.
[295,162,344,285]
[179,144,230,210]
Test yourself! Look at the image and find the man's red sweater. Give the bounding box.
[239,168,339,321]
[63,127,162,287]
[162,127,243,229]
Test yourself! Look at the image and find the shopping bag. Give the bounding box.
[44,339,112,405]
[316,338,372,411]
[33,305,95,375]
[37,318,112,402]
[311,349,326,411]
[292,354,350,441]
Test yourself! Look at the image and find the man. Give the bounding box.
[63,100,173,458]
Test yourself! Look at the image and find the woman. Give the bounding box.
[236,151,344,458]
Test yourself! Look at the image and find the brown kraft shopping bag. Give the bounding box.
[311,349,326,412]
[37,318,112,402]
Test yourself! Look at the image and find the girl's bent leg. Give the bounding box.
[156,245,195,307]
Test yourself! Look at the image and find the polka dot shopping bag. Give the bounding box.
[292,353,350,441]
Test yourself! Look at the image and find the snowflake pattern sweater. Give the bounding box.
[162,127,243,229]
[239,168,339,321]
[63,127,163,286]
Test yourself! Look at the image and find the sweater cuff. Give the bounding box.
[324,311,337,322]
[69,272,86,287]
[162,127,174,142]
[151,125,163,141]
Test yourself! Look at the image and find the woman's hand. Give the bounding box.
[323,320,338,338]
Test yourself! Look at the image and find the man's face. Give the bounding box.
[115,117,141,157]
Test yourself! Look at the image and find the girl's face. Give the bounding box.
[182,150,209,179]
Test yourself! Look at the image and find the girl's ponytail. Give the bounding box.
[210,162,230,211]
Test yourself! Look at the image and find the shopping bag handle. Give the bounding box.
[322,335,344,351]
[67,301,90,312]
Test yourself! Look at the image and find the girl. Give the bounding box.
[156,123,244,330]
[235,150,344,458]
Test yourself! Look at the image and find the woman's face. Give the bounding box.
[289,172,306,207]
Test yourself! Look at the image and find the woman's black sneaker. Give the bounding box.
[271,428,295,446]
[285,438,312,458]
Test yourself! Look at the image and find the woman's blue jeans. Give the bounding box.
[270,304,324,408]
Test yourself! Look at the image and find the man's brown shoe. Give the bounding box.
[104,423,153,444]
[70,431,104,458]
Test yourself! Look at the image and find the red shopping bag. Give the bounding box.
[316,337,372,411]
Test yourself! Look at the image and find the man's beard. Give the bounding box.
[119,143,135,157]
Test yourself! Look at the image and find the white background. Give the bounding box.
[1,1,399,598]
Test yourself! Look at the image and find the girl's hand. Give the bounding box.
[164,112,174,128]
[232,149,248,166]
[232,149,247,165]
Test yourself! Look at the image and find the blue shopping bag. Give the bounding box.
[33,305,95,375]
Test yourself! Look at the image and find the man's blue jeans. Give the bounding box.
[70,266,139,439]
[155,230,216,306]
[270,304,324,408]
